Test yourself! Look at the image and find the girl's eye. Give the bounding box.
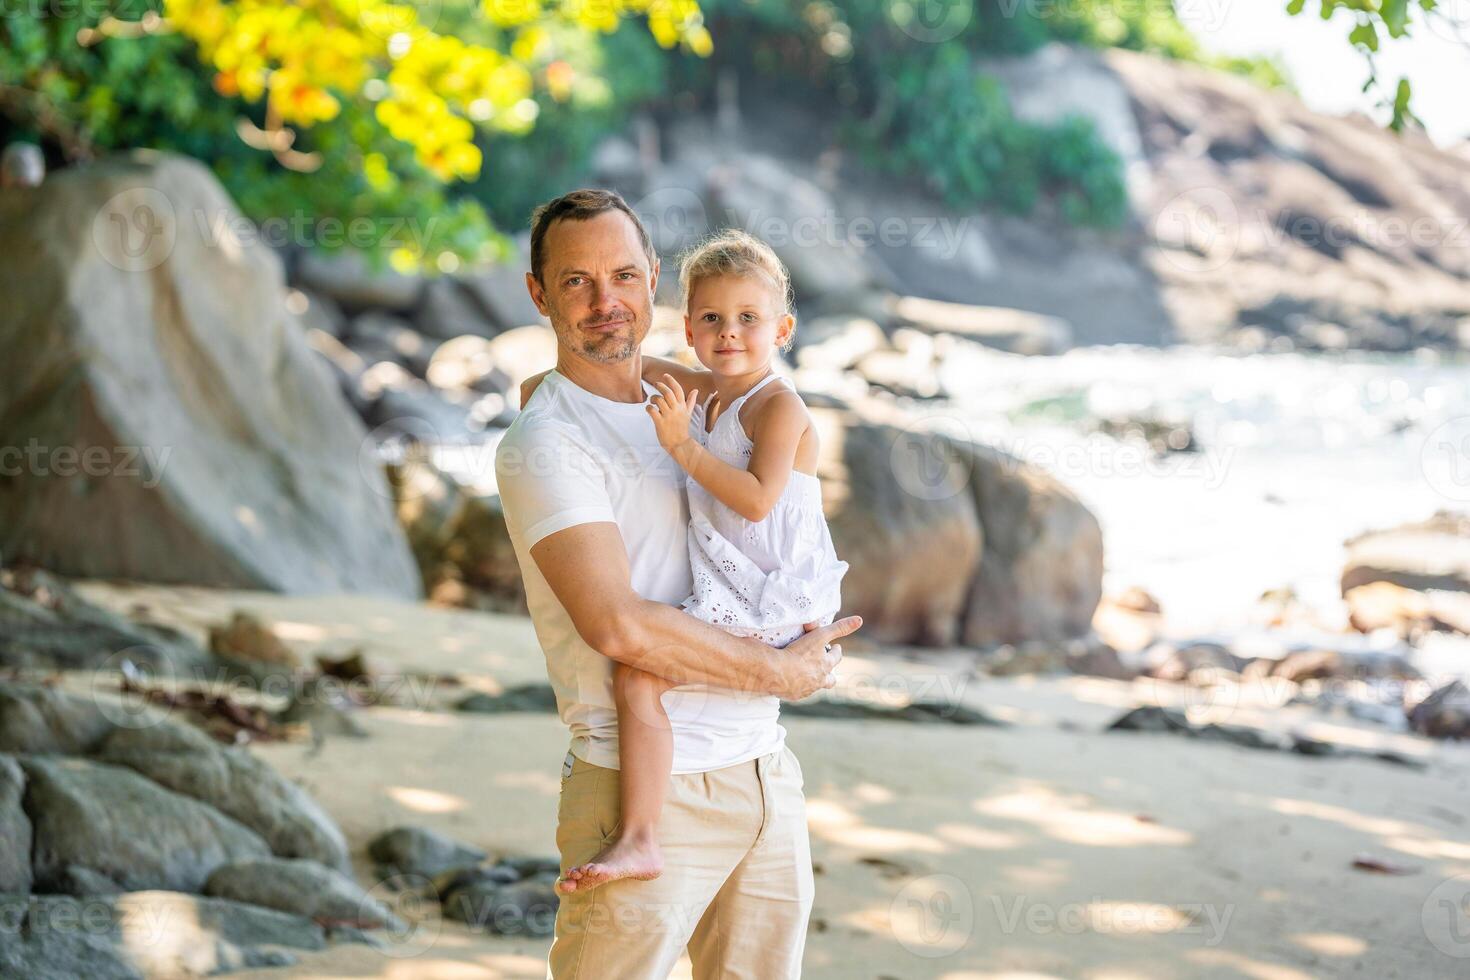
[703,313,718,322]
[741,312,756,321]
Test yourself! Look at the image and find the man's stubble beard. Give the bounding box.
[579,326,640,363]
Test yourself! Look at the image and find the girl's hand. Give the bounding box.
[646,373,701,454]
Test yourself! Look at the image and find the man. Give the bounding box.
[494,189,860,978]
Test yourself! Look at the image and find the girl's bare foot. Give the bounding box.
[557,829,662,894]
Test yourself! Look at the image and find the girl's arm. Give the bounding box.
[647,375,807,524]
[642,354,713,394]
[518,357,710,409]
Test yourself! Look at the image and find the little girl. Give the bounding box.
[556,228,848,894]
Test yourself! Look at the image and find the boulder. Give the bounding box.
[22,755,271,893]
[0,680,130,756]
[703,153,877,301]
[208,611,299,668]
[0,566,214,675]
[284,287,346,340]
[887,294,1072,355]
[389,460,527,611]
[426,335,514,396]
[0,151,421,598]
[346,311,439,376]
[367,825,487,879]
[1107,46,1470,351]
[95,719,351,872]
[948,440,1104,647]
[0,753,31,893]
[813,408,982,645]
[1342,512,1470,595]
[295,248,422,312]
[442,877,558,937]
[462,238,548,331]
[1408,682,1470,740]
[793,316,890,371]
[205,857,405,930]
[486,325,559,398]
[0,891,326,979]
[416,276,499,341]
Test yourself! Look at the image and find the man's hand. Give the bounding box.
[777,616,862,701]
[646,373,700,454]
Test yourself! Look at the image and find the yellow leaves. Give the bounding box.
[157,0,709,184]
[485,0,544,28]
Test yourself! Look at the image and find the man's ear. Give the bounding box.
[526,271,550,317]
[648,256,660,299]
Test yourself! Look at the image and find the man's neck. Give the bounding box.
[555,351,646,403]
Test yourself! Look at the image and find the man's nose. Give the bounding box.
[588,280,614,313]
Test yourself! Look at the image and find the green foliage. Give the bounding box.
[0,0,703,272]
[1285,0,1439,131]
[683,0,1162,228]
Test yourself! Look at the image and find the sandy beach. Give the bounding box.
[62,581,1470,980]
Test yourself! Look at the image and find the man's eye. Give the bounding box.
[566,277,585,286]
[617,272,635,280]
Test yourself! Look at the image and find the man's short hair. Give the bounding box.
[529,189,656,283]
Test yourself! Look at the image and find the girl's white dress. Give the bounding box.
[681,373,848,647]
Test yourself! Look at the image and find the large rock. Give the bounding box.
[96,717,351,873]
[0,566,214,675]
[22,755,271,893]
[0,680,128,756]
[0,891,326,979]
[950,441,1104,647]
[461,237,548,331]
[346,311,438,376]
[389,460,526,611]
[1342,512,1470,595]
[0,150,421,597]
[887,294,1072,355]
[1106,46,1470,351]
[0,753,31,893]
[814,408,982,645]
[295,248,422,312]
[367,824,487,878]
[705,154,877,302]
[416,276,500,341]
[205,857,405,930]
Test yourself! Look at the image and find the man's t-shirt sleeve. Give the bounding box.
[495,419,615,549]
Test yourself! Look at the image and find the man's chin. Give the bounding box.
[580,329,639,363]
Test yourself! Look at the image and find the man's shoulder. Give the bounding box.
[497,379,577,455]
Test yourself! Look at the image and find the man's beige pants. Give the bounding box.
[547,745,814,979]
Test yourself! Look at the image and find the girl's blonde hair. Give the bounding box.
[678,229,796,350]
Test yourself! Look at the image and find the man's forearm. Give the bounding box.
[602,597,791,697]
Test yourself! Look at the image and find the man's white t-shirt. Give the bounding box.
[494,370,786,774]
